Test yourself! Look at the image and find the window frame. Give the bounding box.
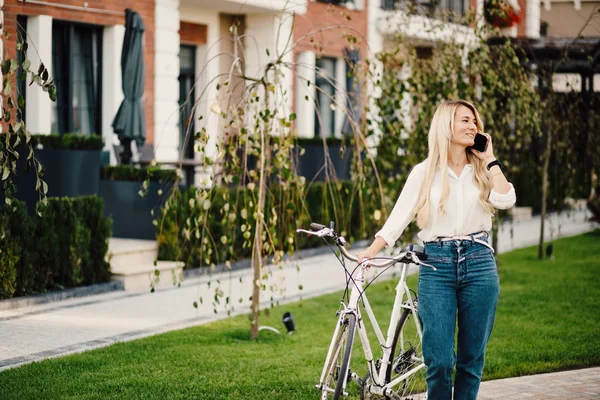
[51,20,103,135]
[315,56,338,138]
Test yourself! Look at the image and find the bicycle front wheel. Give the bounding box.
[386,305,427,399]
[321,313,357,400]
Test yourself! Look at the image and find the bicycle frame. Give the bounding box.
[318,261,426,397]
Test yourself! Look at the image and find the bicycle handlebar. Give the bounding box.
[296,223,436,270]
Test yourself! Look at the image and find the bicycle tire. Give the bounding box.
[321,313,357,400]
[385,306,426,399]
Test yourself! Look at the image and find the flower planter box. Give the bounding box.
[294,139,353,181]
[37,148,102,198]
[1,146,101,215]
[99,179,174,240]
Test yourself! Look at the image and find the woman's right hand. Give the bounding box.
[356,247,379,267]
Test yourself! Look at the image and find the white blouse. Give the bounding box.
[375,161,516,245]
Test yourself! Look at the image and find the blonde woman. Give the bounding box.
[357,100,516,399]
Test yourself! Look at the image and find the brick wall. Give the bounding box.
[180,21,207,45]
[293,1,369,58]
[2,0,155,143]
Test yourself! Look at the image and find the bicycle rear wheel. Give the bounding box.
[320,313,357,400]
[386,305,427,399]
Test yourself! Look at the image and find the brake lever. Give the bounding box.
[409,252,436,270]
[296,228,334,238]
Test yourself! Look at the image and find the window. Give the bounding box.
[51,21,102,135]
[317,0,346,4]
[342,48,361,135]
[315,57,337,138]
[178,45,196,160]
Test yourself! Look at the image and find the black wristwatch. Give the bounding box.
[486,160,501,170]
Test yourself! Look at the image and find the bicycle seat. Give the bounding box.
[399,244,428,262]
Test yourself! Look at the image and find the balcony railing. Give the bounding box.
[381,0,467,17]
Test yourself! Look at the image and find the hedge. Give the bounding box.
[0,196,112,299]
[157,180,381,268]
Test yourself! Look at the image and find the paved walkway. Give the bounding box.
[478,367,600,399]
[0,208,598,397]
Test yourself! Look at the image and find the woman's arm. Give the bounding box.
[357,163,425,264]
[472,133,516,208]
[472,132,511,194]
[357,236,388,265]
[486,160,511,194]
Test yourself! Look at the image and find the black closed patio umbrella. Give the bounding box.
[112,8,146,165]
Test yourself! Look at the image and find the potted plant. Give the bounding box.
[33,133,104,198]
[1,133,104,215]
[99,165,178,240]
[484,0,520,28]
[294,137,353,181]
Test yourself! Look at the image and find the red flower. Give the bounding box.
[484,0,521,28]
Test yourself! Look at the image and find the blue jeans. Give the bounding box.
[418,236,500,400]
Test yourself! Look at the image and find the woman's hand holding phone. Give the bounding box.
[470,132,496,163]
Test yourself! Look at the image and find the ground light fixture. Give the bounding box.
[258,312,296,335]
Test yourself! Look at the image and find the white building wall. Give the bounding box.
[295,51,316,138]
[334,59,347,138]
[25,15,53,135]
[526,0,541,39]
[178,7,221,186]
[102,25,125,164]
[245,12,295,135]
[366,2,386,150]
[154,0,181,162]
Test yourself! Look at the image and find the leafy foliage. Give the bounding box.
[33,133,104,151]
[100,165,178,183]
[1,19,57,214]
[0,197,112,299]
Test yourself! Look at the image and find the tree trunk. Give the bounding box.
[249,84,272,340]
[538,125,552,260]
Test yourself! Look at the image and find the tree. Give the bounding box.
[158,10,378,339]
[0,9,56,214]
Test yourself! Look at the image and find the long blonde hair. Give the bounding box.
[414,100,495,229]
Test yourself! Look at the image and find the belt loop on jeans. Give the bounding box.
[469,233,475,244]
[437,237,442,248]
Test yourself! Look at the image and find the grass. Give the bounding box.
[1,230,599,399]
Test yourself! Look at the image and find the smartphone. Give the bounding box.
[470,132,489,153]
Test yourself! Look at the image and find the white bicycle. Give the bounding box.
[297,222,435,400]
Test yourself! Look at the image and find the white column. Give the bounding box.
[526,0,540,39]
[25,15,53,135]
[102,25,124,164]
[366,0,385,150]
[245,12,295,134]
[154,0,180,161]
[178,6,221,187]
[295,51,316,138]
[334,58,346,137]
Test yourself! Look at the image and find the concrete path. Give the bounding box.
[0,208,597,397]
[478,367,600,399]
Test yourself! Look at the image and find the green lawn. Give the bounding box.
[1,230,599,399]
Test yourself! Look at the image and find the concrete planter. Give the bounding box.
[294,140,353,181]
[99,180,173,240]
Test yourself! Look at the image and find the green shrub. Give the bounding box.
[157,180,380,268]
[72,196,112,284]
[0,196,112,299]
[100,165,178,183]
[5,201,36,296]
[0,215,20,299]
[33,133,104,150]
